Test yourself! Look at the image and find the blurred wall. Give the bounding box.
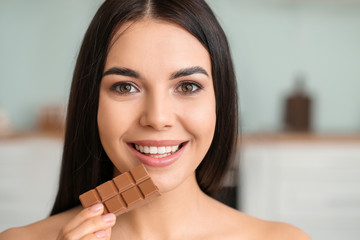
[0,0,103,130]
[207,0,360,133]
[1,0,360,133]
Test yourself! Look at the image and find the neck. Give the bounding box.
[113,173,210,239]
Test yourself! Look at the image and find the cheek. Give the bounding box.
[181,94,216,149]
[98,98,122,139]
[97,96,136,152]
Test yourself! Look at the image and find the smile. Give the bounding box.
[128,140,187,167]
[133,143,183,158]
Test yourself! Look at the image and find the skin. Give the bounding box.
[0,19,312,240]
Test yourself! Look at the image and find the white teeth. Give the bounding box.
[143,146,150,154]
[149,146,157,154]
[134,144,181,156]
[149,153,171,158]
[158,146,166,154]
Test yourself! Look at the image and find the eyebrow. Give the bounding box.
[102,66,209,79]
[103,67,139,78]
[170,66,209,79]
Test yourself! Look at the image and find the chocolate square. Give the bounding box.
[96,181,118,201]
[104,195,127,215]
[79,189,101,208]
[121,186,143,208]
[113,172,135,192]
[130,164,149,183]
[138,178,159,199]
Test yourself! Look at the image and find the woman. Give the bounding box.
[0,0,311,239]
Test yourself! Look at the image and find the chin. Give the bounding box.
[148,166,198,195]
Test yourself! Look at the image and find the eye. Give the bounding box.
[111,82,138,94]
[176,81,202,94]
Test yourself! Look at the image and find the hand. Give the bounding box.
[57,203,116,240]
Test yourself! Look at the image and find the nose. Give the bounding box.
[139,91,175,131]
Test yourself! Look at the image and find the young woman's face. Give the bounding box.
[98,19,216,193]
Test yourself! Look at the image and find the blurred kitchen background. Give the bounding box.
[1,0,360,239]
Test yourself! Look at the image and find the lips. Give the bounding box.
[127,140,187,167]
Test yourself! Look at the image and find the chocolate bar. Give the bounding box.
[79,164,160,216]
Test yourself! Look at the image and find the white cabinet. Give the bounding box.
[238,135,360,240]
[0,136,63,231]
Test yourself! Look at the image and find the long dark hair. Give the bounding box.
[51,0,238,216]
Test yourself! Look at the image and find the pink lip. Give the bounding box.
[127,141,188,168]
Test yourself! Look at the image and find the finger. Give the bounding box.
[78,232,107,240]
[61,204,104,235]
[65,213,116,240]
[79,233,106,240]
[93,228,112,240]
[105,228,112,240]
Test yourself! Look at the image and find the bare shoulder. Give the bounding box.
[206,199,311,240]
[229,208,311,239]
[0,206,81,240]
[264,220,312,240]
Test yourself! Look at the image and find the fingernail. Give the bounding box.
[94,230,106,238]
[102,213,116,223]
[89,203,103,212]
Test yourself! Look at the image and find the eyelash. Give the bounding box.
[109,81,203,95]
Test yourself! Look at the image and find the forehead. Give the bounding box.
[104,19,211,76]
